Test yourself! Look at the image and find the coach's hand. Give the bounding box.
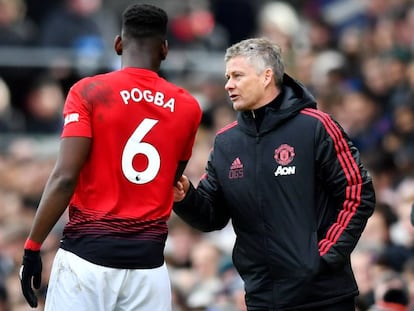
[20,249,42,308]
[174,175,190,202]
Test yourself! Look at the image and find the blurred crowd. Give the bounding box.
[1,0,414,310]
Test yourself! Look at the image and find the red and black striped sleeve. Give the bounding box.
[302,108,376,265]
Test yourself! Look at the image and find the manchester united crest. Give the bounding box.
[274,144,295,165]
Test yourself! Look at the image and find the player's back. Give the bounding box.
[64,67,200,218]
[60,67,201,268]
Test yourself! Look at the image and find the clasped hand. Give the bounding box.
[174,175,189,202]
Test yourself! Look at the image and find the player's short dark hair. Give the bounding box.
[122,3,168,39]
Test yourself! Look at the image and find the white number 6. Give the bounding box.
[122,118,160,184]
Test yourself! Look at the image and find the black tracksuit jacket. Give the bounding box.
[173,74,376,310]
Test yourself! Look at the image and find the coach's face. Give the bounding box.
[225,56,269,111]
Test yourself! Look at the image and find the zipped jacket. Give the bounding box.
[174,74,376,310]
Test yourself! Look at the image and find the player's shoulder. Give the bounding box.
[162,79,201,107]
[71,72,111,89]
[158,78,191,98]
[68,72,116,103]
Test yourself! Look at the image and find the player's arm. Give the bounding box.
[28,137,91,244]
[20,137,90,308]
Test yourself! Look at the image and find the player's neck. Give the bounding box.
[122,57,160,72]
[121,51,161,72]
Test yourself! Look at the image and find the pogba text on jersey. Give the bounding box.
[120,87,175,112]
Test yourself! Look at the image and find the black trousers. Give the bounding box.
[293,297,356,311]
[250,297,356,311]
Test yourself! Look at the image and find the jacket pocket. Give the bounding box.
[267,231,320,279]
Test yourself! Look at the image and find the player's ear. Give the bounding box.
[160,39,168,60]
[114,35,122,55]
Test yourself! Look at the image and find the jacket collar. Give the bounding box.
[237,73,317,135]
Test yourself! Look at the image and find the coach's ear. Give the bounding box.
[114,35,122,55]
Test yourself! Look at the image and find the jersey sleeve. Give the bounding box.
[61,82,92,138]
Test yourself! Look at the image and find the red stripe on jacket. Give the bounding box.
[301,108,362,256]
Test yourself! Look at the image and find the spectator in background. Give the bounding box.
[335,91,391,154]
[24,0,63,29]
[166,215,202,269]
[0,77,25,133]
[309,49,346,98]
[369,271,409,311]
[360,56,392,115]
[210,0,257,45]
[0,136,60,310]
[257,1,301,53]
[383,99,414,176]
[39,0,118,51]
[337,26,366,88]
[23,76,64,134]
[289,49,316,90]
[302,0,368,34]
[352,248,377,310]
[398,3,414,49]
[388,178,414,253]
[0,135,58,211]
[385,50,412,111]
[256,1,302,76]
[305,17,336,53]
[185,241,222,309]
[0,223,33,309]
[361,150,399,209]
[0,0,40,115]
[167,0,228,52]
[38,0,119,82]
[0,0,38,46]
[209,257,246,311]
[380,56,414,177]
[356,202,412,293]
[357,203,397,255]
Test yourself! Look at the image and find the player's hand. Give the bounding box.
[174,175,190,202]
[20,249,42,308]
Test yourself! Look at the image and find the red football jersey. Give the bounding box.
[61,67,201,225]
[60,68,202,268]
